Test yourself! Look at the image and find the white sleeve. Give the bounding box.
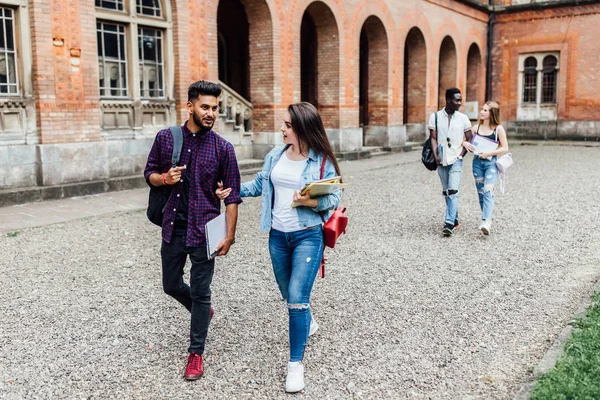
[463,114,473,131]
[427,112,437,131]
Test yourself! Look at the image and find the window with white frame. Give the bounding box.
[95,0,166,100]
[517,52,559,121]
[0,6,18,95]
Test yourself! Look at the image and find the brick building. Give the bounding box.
[1,0,598,198]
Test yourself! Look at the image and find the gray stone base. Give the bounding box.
[506,120,600,141]
[406,123,427,142]
[363,125,407,148]
[0,175,148,207]
[326,128,363,152]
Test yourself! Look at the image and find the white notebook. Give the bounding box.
[205,213,227,259]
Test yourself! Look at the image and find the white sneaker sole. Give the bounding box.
[309,320,318,337]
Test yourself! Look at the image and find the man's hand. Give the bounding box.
[434,156,441,165]
[215,237,234,256]
[165,165,187,185]
[216,181,232,200]
[463,142,475,152]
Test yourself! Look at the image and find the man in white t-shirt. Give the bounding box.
[428,88,473,236]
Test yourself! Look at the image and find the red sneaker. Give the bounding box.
[184,353,204,380]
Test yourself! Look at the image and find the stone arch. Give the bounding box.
[299,1,340,128]
[403,27,427,125]
[466,43,484,111]
[216,0,275,132]
[359,16,389,146]
[438,36,458,109]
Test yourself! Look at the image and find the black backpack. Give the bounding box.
[147,126,183,226]
[421,112,438,171]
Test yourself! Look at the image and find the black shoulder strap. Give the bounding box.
[169,126,183,168]
[434,111,438,134]
[476,124,480,135]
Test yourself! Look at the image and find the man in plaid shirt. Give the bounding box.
[144,80,242,380]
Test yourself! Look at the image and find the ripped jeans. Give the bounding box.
[472,155,499,221]
[437,158,463,225]
[269,225,324,362]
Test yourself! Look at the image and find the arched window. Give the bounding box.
[542,55,558,104]
[523,56,537,103]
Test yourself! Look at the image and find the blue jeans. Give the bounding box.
[472,155,499,221]
[437,159,463,224]
[268,225,324,362]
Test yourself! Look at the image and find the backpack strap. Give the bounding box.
[169,126,183,168]
[434,111,438,135]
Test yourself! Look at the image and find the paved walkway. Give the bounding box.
[1,145,599,399]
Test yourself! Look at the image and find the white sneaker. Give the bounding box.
[285,361,305,393]
[481,220,491,235]
[309,317,319,337]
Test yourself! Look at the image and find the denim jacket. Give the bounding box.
[241,145,342,232]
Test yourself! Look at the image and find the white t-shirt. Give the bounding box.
[428,109,472,166]
[271,152,307,232]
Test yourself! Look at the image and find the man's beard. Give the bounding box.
[193,112,214,131]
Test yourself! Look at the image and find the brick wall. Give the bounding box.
[491,3,600,121]
[31,0,101,144]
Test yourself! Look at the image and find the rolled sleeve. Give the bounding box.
[144,129,170,185]
[221,142,242,205]
[312,158,341,212]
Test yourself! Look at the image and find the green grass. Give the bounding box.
[531,291,600,399]
[6,231,19,238]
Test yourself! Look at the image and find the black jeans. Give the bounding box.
[161,234,214,355]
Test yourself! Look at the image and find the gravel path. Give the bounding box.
[1,145,599,399]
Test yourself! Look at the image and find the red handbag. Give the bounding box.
[323,206,348,248]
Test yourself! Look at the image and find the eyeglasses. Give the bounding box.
[447,137,451,148]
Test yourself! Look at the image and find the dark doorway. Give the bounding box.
[359,28,369,127]
[217,0,250,100]
[301,13,318,106]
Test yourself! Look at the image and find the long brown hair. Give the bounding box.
[478,100,501,129]
[287,102,342,178]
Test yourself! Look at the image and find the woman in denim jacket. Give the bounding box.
[217,102,341,392]
[463,101,509,235]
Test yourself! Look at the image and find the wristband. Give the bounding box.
[161,173,167,185]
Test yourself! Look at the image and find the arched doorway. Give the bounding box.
[217,0,249,100]
[466,43,483,113]
[300,2,339,128]
[359,16,388,146]
[403,27,427,140]
[438,36,457,109]
[217,0,274,132]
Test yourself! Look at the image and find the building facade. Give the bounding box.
[0,0,598,195]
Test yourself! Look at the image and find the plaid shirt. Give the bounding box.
[144,121,242,247]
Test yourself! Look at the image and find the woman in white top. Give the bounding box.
[463,101,509,234]
[217,102,342,392]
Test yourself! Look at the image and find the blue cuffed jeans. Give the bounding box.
[437,158,463,224]
[472,155,499,221]
[268,225,324,362]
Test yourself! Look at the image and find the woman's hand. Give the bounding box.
[293,190,317,208]
[216,181,231,200]
[463,141,475,152]
[478,152,492,160]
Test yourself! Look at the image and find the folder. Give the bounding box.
[471,134,498,154]
[205,213,227,259]
[291,176,347,208]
